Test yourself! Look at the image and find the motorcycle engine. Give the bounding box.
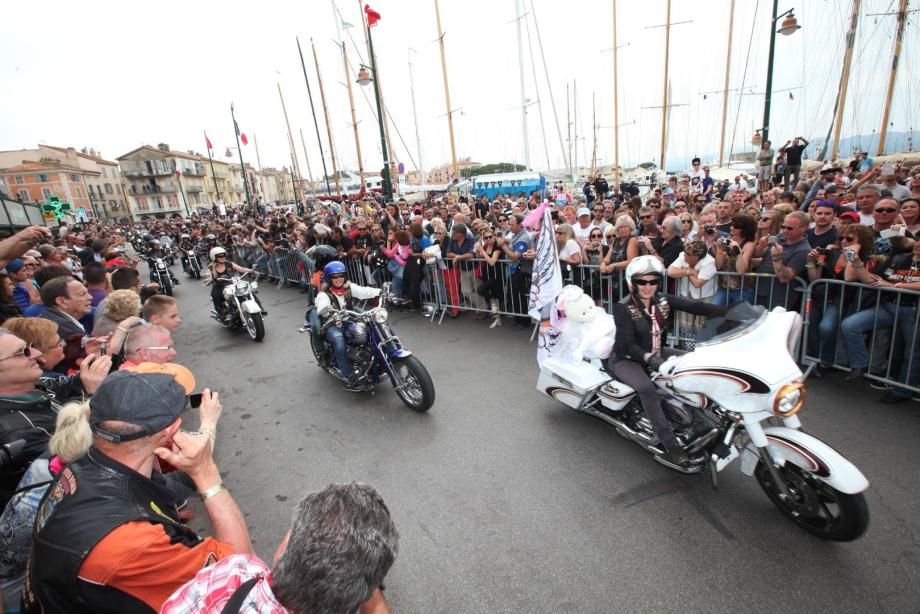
[661,399,694,427]
[346,345,372,366]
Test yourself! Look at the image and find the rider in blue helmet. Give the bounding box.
[313,261,381,391]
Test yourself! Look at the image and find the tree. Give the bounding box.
[461,163,526,179]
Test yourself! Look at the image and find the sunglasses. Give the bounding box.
[482,235,494,240]
[215,254,226,258]
[841,236,855,242]
[874,208,897,213]
[633,279,659,287]
[589,234,603,238]
[0,342,34,361]
[781,225,797,231]
[639,215,652,220]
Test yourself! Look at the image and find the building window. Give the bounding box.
[100,168,108,178]
[70,174,79,182]
[104,183,113,194]
[153,197,162,209]
[137,197,148,211]
[14,176,23,184]
[17,189,29,202]
[75,187,82,198]
[38,174,49,182]
[41,188,53,200]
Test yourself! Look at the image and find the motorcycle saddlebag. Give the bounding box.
[537,356,610,409]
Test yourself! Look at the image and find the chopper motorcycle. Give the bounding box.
[537,302,869,541]
[300,283,435,412]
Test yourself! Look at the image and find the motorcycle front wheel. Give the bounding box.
[755,461,869,542]
[392,356,435,412]
[159,275,173,296]
[244,312,265,342]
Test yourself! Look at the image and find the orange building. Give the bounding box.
[0,160,96,220]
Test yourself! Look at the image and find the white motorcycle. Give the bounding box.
[207,271,266,342]
[537,302,870,541]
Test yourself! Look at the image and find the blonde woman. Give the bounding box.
[92,289,142,337]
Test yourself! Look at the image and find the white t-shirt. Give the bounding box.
[858,211,875,226]
[689,169,706,194]
[669,252,717,299]
[558,239,582,262]
[573,222,594,242]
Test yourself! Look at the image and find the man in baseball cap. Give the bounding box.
[24,372,251,614]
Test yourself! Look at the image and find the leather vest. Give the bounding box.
[321,285,355,316]
[22,448,202,614]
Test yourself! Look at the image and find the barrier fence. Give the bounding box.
[228,243,919,394]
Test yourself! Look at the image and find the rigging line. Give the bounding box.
[728,0,760,165]
[523,4,551,172]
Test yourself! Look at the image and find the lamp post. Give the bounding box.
[175,170,191,217]
[357,27,392,201]
[760,1,801,145]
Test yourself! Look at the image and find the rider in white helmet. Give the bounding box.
[206,246,254,322]
[608,255,727,467]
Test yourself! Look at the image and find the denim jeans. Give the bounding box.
[255,254,281,279]
[808,302,840,364]
[712,286,755,306]
[325,325,353,380]
[840,301,920,397]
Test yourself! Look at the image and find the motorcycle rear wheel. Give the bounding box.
[244,312,265,342]
[392,356,435,412]
[755,461,869,542]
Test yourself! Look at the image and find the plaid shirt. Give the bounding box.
[160,554,288,613]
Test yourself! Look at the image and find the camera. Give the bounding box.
[815,247,830,256]
[844,249,856,262]
[767,236,778,246]
[704,225,715,234]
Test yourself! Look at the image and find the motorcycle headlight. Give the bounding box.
[235,281,250,294]
[373,308,389,323]
[773,382,806,417]
[222,286,234,298]
[250,281,258,290]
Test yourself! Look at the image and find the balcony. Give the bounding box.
[181,165,205,176]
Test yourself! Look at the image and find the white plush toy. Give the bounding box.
[553,285,616,363]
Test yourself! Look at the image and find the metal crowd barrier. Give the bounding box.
[801,279,920,394]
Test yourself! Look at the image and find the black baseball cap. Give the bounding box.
[90,371,186,443]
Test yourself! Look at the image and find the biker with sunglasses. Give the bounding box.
[607,256,728,467]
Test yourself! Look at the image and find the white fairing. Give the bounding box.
[756,426,869,494]
[537,356,612,409]
[241,299,261,314]
[656,308,802,414]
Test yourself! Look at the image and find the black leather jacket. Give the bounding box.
[610,293,728,364]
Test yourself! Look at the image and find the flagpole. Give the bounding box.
[204,132,222,204]
[364,10,392,201]
[297,36,333,196]
[230,103,252,208]
[312,38,341,197]
[359,1,396,172]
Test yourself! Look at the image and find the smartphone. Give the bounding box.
[844,250,856,262]
[188,393,203,409]
[767,236,778,246]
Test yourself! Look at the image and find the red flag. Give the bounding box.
[365,4,381,27]
[240,133,248,146]
[205,132,213,151]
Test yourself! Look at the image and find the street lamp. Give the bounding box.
[356,40,393,201]
[759,2,801,145]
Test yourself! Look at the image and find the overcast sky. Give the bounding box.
[2,0,917,175]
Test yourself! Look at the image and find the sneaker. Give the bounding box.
[489,318,502,329]
[869,381,891,391]
[880,391,910,404]
[845,367,866,382]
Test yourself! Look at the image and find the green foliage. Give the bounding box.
[461,163,526,179]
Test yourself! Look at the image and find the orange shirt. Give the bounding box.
[79,521,234,611]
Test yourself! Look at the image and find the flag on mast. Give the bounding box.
[364,4,381,27]
[234,120,248,146]
[204,132,213,152]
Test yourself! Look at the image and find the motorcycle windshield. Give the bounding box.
[693,302,767,346]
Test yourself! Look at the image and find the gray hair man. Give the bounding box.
[161,482,398,614]
[123,324,176,366]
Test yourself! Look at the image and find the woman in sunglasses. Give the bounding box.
[608,256,728,467]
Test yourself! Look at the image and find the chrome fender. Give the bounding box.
[241,299,261,314]
[750,426,869,495]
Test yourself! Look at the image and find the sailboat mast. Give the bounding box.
[591,92,598,173]
[312,39,341,196]
[831,0,862,161]
[408,49,426,184]
[300,128,316,199]
[335,1,364,190]
[659,0,671,172]
[574,81,578,179]
[528,0,569,175]
[612,0,620,185]
[877,0,910,156]
[433,0,459,181]
[276,82,301,185]
[566,83,572,180]
[516,0,530,170]
[718,0,735,167]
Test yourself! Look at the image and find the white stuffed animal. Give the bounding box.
[553,286,616,363]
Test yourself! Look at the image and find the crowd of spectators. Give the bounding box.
[0,224,398,613]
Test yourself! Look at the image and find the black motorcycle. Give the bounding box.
[140,250,178,296]
[180,247,202,279]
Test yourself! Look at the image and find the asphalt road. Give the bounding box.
[170,278,920,613]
